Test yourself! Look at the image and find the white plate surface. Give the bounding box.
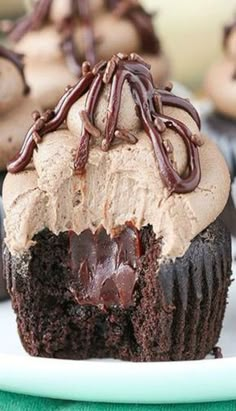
[0,267,235,404]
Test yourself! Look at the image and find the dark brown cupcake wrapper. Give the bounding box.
[130,219,232,361]
[156,220,232,360]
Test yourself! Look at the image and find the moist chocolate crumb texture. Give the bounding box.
[0,44,38,174]
[3,54,232,361]
[1,0,169,108]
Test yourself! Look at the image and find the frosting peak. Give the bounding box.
[8,53,202,194]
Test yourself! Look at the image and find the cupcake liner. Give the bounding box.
[156,219,231,360]
[3,219,232,361]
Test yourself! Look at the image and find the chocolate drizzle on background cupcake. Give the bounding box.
[3,0,160,77]
[0,45,30,95]
[8,53,202,194]
[0,44,37,173]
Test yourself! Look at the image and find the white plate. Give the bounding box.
[0,268,235,404]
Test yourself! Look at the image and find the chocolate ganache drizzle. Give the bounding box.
[2,0,160,76]
[8,53,202,194]
[0,45,30,95]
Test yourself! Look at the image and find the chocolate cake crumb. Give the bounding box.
[4,218,231,361]
[212,346,223,359]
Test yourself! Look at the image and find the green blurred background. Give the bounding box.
[0,0,235,90]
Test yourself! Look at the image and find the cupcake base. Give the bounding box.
[4,218,232,361]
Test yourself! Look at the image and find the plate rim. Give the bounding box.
[0,353,236,404]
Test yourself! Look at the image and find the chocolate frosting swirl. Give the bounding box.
[3,0,160,77]
[0,44,30,95]
[8,53,201,194]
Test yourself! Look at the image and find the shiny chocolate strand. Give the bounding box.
[7,72,94,173]
[159,90,201,129]
[97,58,200,193]
[7,0,52,42]
[8,55,201,194]
[74,73,103,172]
[130,78,200,193]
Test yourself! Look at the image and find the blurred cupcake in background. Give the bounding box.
[0,44,38,193]
[143,0,236,90]
[202,16,236,236]
[2,0,169,109]
[203,16,236,176]
[0,0,24,19]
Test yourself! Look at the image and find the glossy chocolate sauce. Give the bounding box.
[0,45,30,95]
[69,224,141,308]
[4,0,160,76]
[8,53,201,194]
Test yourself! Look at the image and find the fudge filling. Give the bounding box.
[69,224,141,308]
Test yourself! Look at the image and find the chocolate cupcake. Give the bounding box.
[3,54,231,361]
[0,44,38,188]
[2,0,169,109]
